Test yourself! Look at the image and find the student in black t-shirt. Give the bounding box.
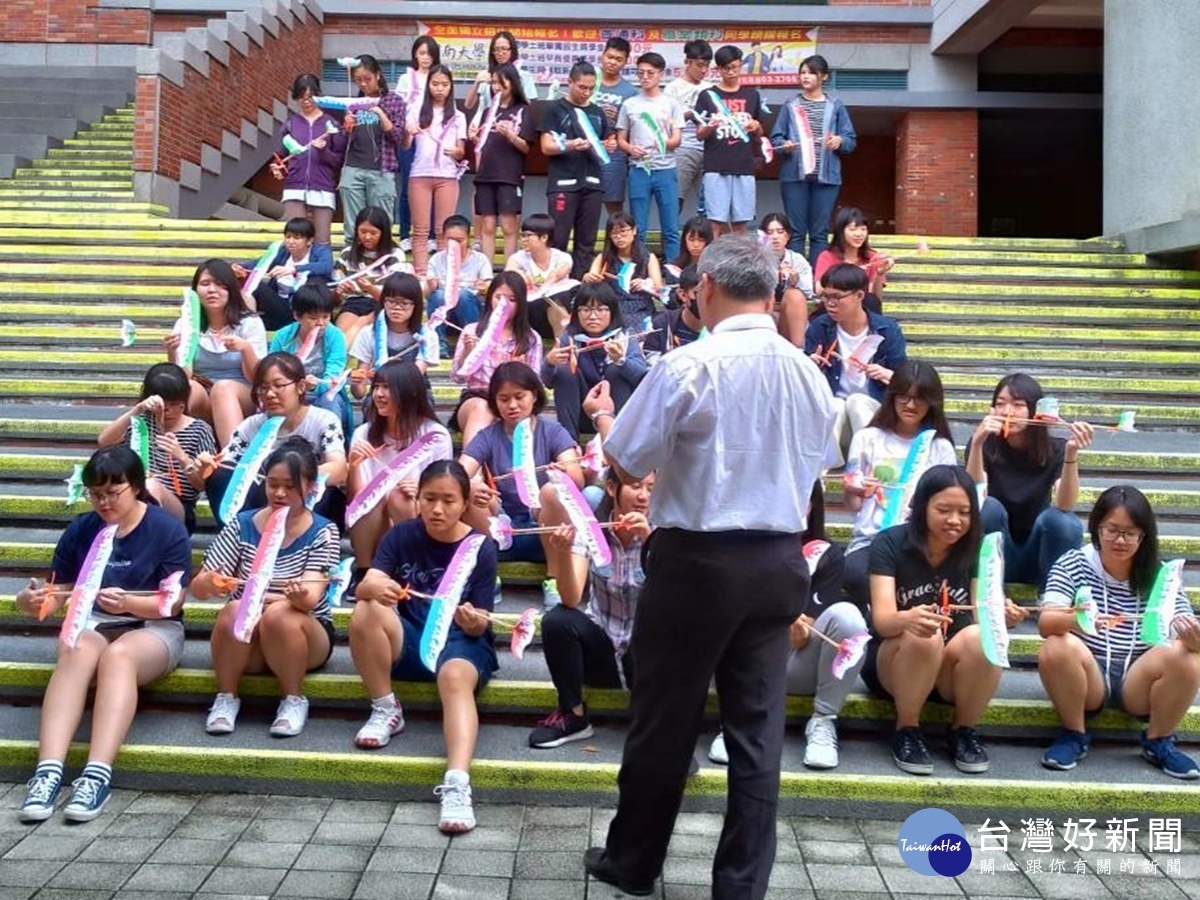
[964,373,1095,589]
[865,464,1025,777]
[539,59,617,280]
[469,62,536,261]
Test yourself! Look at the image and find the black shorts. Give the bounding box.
[450,388,490,432]
[474,182,523,217]
[337,295,377,319]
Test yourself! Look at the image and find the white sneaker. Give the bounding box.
[400,238,413,253]
[355,702,406,749]
[269,695,309,737]
[205,693,241,734]
[804,714,840,769]
[434,778,475,833]
[708,730,728,765]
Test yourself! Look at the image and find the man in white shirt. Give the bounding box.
[583,235,835,899]
[663,39,712,220]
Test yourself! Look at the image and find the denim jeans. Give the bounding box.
[981,497,1084,589]
[425,288,483,348]
[780,179,841,265]
[628,166,681,263]
[395,144,416,240]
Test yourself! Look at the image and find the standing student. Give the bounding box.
[97,362,216,532]
[350,460,500,832]
[464,31,539,115]
[663,40,713,220]
[864,465,1024,776]
[694,46,767,236]
[540,60,618,279]
[804,263,907,468]
[193,438,341,739]
[406,65,468,277]
[1037,486,1200,778]
[617,52,684,264]
[584,235,835,900]
[396,35,441,252]
[771,55,857,263]
[272,74,343,246]
[470,63,535,261]
[164,259,267,447]
[337,55,407,242]
[594,38,637,217]
[15,447,191,823]
[965,373,1094,589]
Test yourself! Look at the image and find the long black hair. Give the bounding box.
[984,372,1052,468]
[600,211,649,279]
[191,259,252,329]
[492,62,529,107]
[674,216,713,268]
[488,31,522,70]
[869,360,954,443]
[366,361,439,448]
[477,272,538,356]
[418,65,455,131]
[1088,485,1160,597]
[353,54,389,95]
[347,206,397,268]
[829,207,872,263]
[907,465,981,572]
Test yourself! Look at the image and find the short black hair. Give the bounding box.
[262,435,319,490]
[419,459,471,502]
[486,362,547,418]
[291,281,335,317]
[678,265,700,291]
[714,45,743,69]
[284,217,315,240]
[570,58,596,81]
[637,52,665,71]
[683,39,713,62]
[442,214,472,236]
[140,362,190,406]
[604,37,631,57]
[820,262,869,294]
[291,74,321,100]
[521,213,555,239]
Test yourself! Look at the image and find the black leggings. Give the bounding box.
[541,604,635,712]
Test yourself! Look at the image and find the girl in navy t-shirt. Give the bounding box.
[15,447,191,824]
[351,460,499,834]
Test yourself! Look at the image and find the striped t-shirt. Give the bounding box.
[123,415,216,505]
[1042,545,1192,668]
[797,97,826,172]
[203,509,341,623]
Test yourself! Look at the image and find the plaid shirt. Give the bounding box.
[375,92,409,173]
[585,533,645,660]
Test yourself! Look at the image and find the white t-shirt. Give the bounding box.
[836,325,871,397]
[508,248,573,288]
[349,419,453,485]
[663,76,711,152]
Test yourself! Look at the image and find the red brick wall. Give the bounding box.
[0,0,150,44]
[895,110,977,236]
[152,13,209,36]
[839,135,897,232]
[133,11,322,182]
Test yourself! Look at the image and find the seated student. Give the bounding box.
[14,447,190,823]
[199,353,348,528]
[347,274,429,397]
[643,265,704,364]
[424,215,496,353]
[840,361,959,612]
[333,206,408,352]
[542,282,649,442]
[665,216,712,279]
[708,480,865,770]
[583,212,663,326]
[165,259,268,447]
[865,464,1024,776]
[451,272,544,447]
[349,460,500,833]
[505,212,576,339]
[528,466,654,748]
[813,207,888,316]
[965,373,1094,590]
[97,362,215,532]
[268,282,349,425]
[347,361,453,582]
[761,212,815,345]
[458,361,584,608]
[193,438,341,738]
[233,217,334,331]
[804,263,907,467]
[1038,486,1200,778]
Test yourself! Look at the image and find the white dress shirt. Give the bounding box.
[605,313,835,533]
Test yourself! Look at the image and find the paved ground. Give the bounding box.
[1,781,1199,899]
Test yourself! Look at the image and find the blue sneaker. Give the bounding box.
[62,775,111,822]
[1041,729,1092,771]
[1141,731,1200,780]
[18,769,63,822]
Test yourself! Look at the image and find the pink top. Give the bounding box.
[408,104,468,179]
[451,322,544,392]
[814,248,889,291]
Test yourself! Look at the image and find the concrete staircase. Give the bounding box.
[1,108,1200,821]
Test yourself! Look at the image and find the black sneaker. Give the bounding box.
[948,726,990,773]
[892,727,934,775]
[584,847,655,896]
[528,709,594,749]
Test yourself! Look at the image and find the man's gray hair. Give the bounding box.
[696,234,778,302]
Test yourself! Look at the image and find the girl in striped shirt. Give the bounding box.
[1038,485,1200,778]
[192,437,341,739]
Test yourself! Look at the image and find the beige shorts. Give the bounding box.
[85,615,186,671]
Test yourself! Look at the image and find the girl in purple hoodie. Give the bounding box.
[271,74,345,246]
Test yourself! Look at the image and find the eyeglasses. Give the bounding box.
[822,291,857,305]
[579,306,610,317]
[1099,524,1144,544]
[384,298,415,308]
[88,484,131,506]
[894,395,926,408]
[257,379,298,398]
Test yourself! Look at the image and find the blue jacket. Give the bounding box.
[770,94,856,185]
[804,311,906,403]
[242,242,335,286]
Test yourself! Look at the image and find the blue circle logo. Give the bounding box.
[897,808,972,877]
